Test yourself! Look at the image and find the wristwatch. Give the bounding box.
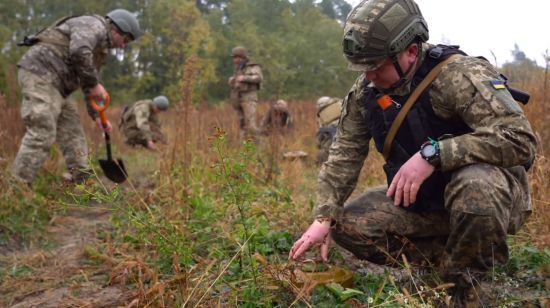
[420,140,441,168]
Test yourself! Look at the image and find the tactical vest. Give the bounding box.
[362,45,472,212]
[233,62,261,92]
[21,15,109,71]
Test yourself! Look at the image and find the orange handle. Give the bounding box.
[89,93,111,126]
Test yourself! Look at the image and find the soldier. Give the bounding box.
[119,96,169,151]
[12,9,141,185]
[289,0,536,306]
[260,99,293,135]
[228,46,263,138]
[315,96,342,165]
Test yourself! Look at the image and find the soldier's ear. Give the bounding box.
[405,43,419,58]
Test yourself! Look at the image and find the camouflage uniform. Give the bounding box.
[260,100,292,135]
[120,99,165,147]
[229,61,263,137]
[316,97,342,165]
[317,45,536,287]
[13,15,114,184]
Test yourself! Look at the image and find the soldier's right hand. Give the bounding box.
[147,140,157,151]
[88,83,108,102]
[95,117,113,133]
[289,219,331,262]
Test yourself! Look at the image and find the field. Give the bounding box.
[0,79,549,306]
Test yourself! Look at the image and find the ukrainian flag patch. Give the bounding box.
[490,80,506,90]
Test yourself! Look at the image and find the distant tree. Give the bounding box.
[0,0,358,105]
[318,0,352,24]
[511,43,527,62]
[502,43,540,85]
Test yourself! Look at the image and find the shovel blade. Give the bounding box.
[99,158,127,183]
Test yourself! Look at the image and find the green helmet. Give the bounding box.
[106,9,141,40]
[342,0,428,71]
[153,96,169,111]
[231,46,248,58]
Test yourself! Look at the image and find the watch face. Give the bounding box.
[421,144,436,157]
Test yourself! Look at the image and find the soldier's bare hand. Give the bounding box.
[289,220,331,262]
[88,83,108,101]
[387,152,434,207]
[236,75,246,82]
[147,140,157,151]
[95,117,113,133]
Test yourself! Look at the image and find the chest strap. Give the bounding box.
[382,54,462,161]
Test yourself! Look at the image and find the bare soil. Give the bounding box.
[0,204,137,307]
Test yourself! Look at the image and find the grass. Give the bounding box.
[1,69,549,306]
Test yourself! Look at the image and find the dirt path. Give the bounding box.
[0,203,136,307]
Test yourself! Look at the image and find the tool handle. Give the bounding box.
[105,132,113,160]
[89,93,111,126]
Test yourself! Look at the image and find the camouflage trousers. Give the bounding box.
[231,91,259,138]
[316,125,337,165]
[331,164,531,286]
[122,126,165,147]
[12,69,88,184]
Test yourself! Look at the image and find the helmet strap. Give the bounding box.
[381,42,422,94]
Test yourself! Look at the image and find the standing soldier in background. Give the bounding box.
[315,96,342,165]
[228,46,263,139]
[260,99,293,136]
[12,9,140,185]
[119,96,169,151]
[289,0,536,306]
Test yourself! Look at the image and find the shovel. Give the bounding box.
[90,95,127,183]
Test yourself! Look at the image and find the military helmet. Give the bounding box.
[153,96,169,111]
[274,99,288,110]
[316,97,342,126]
[342,0,428,71]
[106,9,141,40]
[232,46,248,58]
[316,96,333,112]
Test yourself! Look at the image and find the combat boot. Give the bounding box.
[449,284,483,308]
[65,168,95,185]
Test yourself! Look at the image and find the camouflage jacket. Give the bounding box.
[229,62,263,96]
[315,44,537,219]
[261,105,292,133]
[18,15,114,119]
[120,100,162,143]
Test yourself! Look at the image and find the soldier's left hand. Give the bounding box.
[386,152,434,207]
[236,75,246,82]
[95,117,113,134]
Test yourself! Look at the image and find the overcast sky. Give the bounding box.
[345,0,549,67]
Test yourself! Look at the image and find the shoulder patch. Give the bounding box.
[489,79,506,90]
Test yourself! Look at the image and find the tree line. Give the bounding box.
[0,0,356,106]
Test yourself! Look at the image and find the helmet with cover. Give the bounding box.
[231,46,249,59]
[342,0,428,71]
[316,96,333,112]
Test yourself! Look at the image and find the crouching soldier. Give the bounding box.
[120,96,168,151]
[315,96,342,165]
[260,99,293,135]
